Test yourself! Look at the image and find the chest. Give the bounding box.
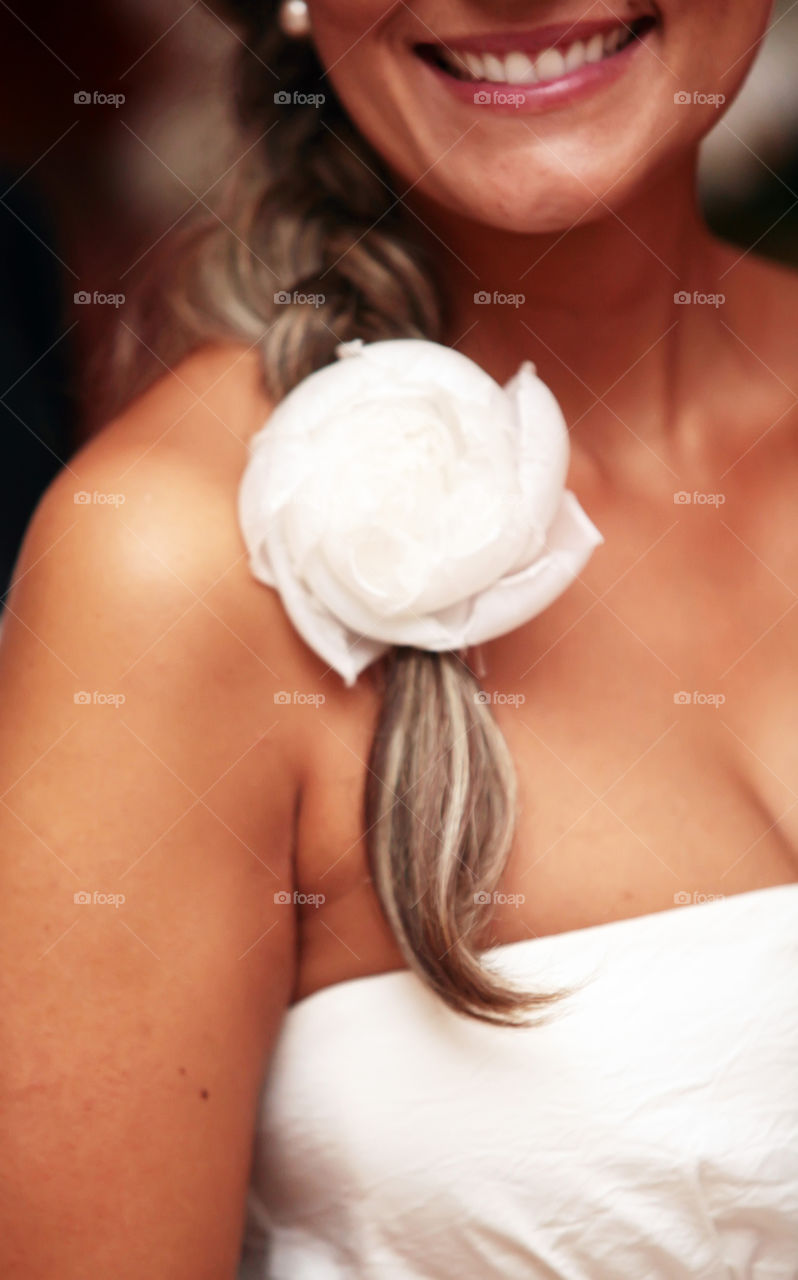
[481,489,798,927]
[293,481,798,978]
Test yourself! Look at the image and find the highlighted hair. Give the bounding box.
[111,3,572,1026]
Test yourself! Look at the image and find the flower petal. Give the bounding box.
[462,491,604,645]
[504,361,570,569]
[268,533,387,686]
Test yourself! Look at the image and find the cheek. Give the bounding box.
[663,0,772,97]
[308,1,411,153]
[309,0,394,65]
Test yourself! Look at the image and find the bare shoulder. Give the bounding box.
[8,342,337,770]
[709,240,798,453]
[714,240,798,361]
[714,235,798,295]
[96,338,273,457]
[24,338,271,551]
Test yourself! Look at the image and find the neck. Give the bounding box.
[406,150,731,478]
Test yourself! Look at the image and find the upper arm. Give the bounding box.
[0,391,308,1278]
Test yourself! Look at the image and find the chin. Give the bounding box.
[315,0,770,237]
[386,132,689,237]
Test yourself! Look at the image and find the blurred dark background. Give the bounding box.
[1,0,798,602]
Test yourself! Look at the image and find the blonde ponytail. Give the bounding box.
[113,1,572,1025]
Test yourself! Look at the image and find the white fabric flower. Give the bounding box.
[238,338,603,686]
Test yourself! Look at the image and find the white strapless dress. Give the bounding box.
[237,884,798,1279]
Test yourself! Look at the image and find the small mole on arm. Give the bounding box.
[200,1089,209,1100]
[178,1067,187,1076]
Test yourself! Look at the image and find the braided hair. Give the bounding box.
[117,0,572,1025]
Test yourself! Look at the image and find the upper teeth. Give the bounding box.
[442,26,629,84]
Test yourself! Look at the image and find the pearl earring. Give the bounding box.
[278,0,311,38]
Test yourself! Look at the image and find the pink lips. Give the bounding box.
[414,16,654,116]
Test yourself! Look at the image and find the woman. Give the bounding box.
[1,0,797,1276]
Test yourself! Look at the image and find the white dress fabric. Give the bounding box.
[237,883,798,1279]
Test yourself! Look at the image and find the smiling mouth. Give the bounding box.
[415,15,657,85]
